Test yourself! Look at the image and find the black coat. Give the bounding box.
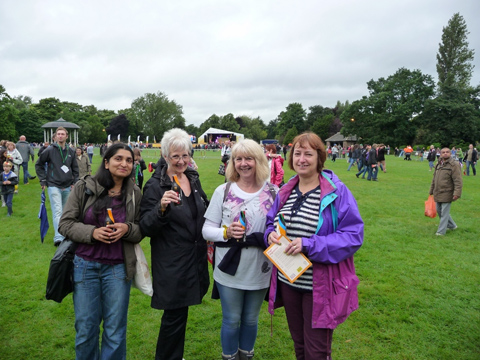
[140,165,210,310]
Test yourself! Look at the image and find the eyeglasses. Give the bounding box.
[169,154,190,162]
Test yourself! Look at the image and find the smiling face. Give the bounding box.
[234,153,256,182]
[166,146,190,175]
[55,130,68,146]
[76,148,82,156]
[105,149,133,181]
[292,144,319,178]
[3,162,12,172]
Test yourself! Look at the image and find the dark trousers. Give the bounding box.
[155,307,189,360]
[280,283,333,360]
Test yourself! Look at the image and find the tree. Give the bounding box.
[16,109,43,142]
[106,114,129,141]
[218,113,240,132]
[436,13,475,93]
[419,85,480,146]
[129,91,185,141]
[238,116,267,142]
[283,126,298,145]
[265,119,279,139]
[277,103,306,136]
[199,114,221,136]
[0,85,19,140]
[32,97,64,123]
[311,114,334,141]
[340,68,435,146]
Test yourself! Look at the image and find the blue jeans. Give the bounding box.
[347,158,356,171]
[356,165,368,178]
[466,161,476,176]
[88,154,93,163]
[73,256,131,360]
[367,165,378,180]
[21,162,32,184]
[216,283,268,355]
[48,186,71,243]
[3,193,13,215]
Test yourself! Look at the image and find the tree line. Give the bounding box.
[1,13,477,147]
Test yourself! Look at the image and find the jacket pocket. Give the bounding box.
[332,275,359,320]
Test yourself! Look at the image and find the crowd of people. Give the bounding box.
[2,126,477,359]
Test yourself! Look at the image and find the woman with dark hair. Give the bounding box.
[265,132,363,360]
[75,147,91,179]
[59,143,143,360]
[140,128,210,360]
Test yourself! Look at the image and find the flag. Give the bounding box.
[38,190,49,243]
[146,136,149,144]
[117,134,121,141]
[107,134,111,141]
[137,135,140,143]
[128,135,131,144]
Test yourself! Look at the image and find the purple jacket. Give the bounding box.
[264,170,364,329]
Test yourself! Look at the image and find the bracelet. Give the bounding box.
[223,225,228,239]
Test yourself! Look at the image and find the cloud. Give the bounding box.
[1,0,479,125]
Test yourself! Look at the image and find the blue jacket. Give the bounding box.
[264,169,364,329]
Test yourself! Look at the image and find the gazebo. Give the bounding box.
[41,118,81,146]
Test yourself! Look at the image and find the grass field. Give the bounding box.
[0,148,479,360]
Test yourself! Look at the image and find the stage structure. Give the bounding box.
[198,127,244,145]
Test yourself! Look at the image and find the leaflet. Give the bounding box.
[263,235,312,283]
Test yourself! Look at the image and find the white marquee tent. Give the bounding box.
[198,127,244,144]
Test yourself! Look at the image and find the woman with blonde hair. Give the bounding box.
[203,139,278,360]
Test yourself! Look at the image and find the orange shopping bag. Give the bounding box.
[425,195,437,218]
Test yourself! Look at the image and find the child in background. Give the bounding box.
[133,148,147,189]
[1,161,19,216]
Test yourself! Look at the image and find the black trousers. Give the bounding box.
[156,307,189,360]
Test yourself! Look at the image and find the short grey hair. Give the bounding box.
[161,128,192,159]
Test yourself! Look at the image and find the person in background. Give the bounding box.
[202,139,277,360]
[404,145,413,160]
[331,144,338,162]
[355,145,369,179]
[347,144,360,171]
[464,144,477,176]
[265,144,284,187]
[1,160,19,217]
[75,147,91,179]
[140,128,209,360]
[15,135,36,184]
[367,144,378,181]
[132,148,147,190]
[36,127,79,246]
[377,144,386,172]
[59,143,143,360]
[427,145,436,171]
[429,147,462,235]
[283,144,288,160]
[87,144,95,164]
[457,147,464,168]
[265,132,363,360]
[6,142,23,194]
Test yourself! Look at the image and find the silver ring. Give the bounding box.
[293,245,297,249]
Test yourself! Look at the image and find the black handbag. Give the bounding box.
[45,185,91,303]
[45,240,79,302]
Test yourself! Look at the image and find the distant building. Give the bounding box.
[324,132,358,148]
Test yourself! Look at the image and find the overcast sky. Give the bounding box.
[1,0,479,126]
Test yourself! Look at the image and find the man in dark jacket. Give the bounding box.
[429,148,462,236]
[15,135,36,184]
[464,144,477,176]
[367,144,378,181]
[36,127,79,246]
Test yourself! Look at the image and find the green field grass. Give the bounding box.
[0,149,479,359]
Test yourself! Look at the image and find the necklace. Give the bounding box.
[108,189,121,196]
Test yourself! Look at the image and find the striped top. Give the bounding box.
[274,184,321,292]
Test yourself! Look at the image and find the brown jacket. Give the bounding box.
[59,175,143,280]
[429,157,462,203]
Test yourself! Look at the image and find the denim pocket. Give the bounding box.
[112,263,127,281]
[73,255,87,283]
